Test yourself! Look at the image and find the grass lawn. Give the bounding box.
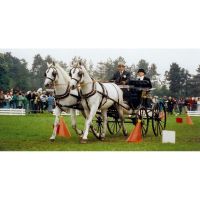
[0,113,200,151]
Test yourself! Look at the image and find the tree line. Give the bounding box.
[0,52,200,97]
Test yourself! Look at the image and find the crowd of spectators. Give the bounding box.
[1,88,200,116]
[0,89,55,113]
[161,96,200,115]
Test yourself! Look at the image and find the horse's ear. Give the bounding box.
[47,62,51,68]
[52,61,55,66]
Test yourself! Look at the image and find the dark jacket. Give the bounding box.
[136,77,152,88]
[112,71,130,85]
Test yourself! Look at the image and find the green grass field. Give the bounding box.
[0,113,200,151]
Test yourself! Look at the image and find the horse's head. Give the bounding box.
[44,62,58,88]
[69,63,84,90]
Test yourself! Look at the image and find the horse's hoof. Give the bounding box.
[50,138,55,142]
[100,135,105,141]
[80,138,88,144]
[123,131,128,136]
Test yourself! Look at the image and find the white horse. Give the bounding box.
[44,62,83,141]
[69,64,127,143]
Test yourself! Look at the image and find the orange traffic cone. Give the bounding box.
[57,116,71,138]
[127,120,142,143]
[186,114,193,125]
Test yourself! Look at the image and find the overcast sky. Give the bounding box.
[1,49,200,75]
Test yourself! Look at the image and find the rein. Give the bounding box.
[45,66,81,110]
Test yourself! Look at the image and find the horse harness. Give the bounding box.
[69,66,126,111]
[54,85,82,112]
[44,67,58,82]
[79,80,123,111]
[45,66,82,111]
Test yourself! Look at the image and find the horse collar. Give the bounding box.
[55,84,70,100]
[80,81,97,99]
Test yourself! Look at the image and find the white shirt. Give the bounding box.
[137,76,144,81]
[120,71,124,76]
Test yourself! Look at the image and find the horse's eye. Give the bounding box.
[78,71,83,77]
[52,71,57,77]
[44,73,46,77]
[69,70,72,77]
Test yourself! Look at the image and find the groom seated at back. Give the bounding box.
[128,68,152,108]
[136,68,152,88]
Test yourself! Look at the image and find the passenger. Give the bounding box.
[128,69,152,108]
[137,68,152,88]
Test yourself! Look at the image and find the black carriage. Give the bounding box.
[91,80,167,139]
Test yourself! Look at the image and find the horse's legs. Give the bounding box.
[50,106,61,141]
[70,109,83,135]
[82,106,98,140]
[116,105,127,135]
[101,109,108,139]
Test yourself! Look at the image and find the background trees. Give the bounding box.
[0,51,200,97]
[0,52,31,91]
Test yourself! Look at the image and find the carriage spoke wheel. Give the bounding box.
[136,107,149,137]
[152,102,167,136]
[107,116,122,135]
[90,114,103,140]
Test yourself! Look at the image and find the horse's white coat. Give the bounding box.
[44,63,82,141]
[70,65,127,140]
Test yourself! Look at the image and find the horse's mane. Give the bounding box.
[54,63,71,82]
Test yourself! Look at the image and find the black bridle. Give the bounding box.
[44,67,58,83]
[69,67,83,85]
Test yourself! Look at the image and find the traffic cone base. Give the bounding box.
[57,117,71,138]
[127,120,142,143]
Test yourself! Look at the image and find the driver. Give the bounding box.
[111,62,130,85]
[111,62,130,101]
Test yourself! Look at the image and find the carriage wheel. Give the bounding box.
[152,102,167,136]
[90,114,103,140]
[136,107,149,137]
[107,116,122,135]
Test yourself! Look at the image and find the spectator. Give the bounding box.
[40,92,48,113]
[0,90,5,108]
[47,93,55,113]
[4,92,12,108]
[197,98,200,111]
[30,91,36,113]
[10,92,17,108]
[22,93,28,110]
[178,98,185,114]
[16,92,24,109]
[33,93,40,113]
[26,91,32,113]
[167,96,175,115]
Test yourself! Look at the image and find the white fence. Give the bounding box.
[187,111,200,116]
[0,108,26,116]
